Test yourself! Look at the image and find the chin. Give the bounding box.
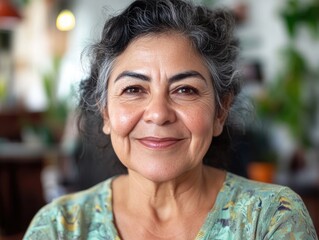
[130,162,196,183]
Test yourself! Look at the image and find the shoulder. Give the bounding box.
[52,176,113,208]
[221,172,309,218]
[223,172,300,201]
[23,177,117,240]
[43,176,114,219]
[214,172,318,239]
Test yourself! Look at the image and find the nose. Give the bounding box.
[143,95,176,125]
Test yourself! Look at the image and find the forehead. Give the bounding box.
[111,33,209,74]
[127,32,193,52]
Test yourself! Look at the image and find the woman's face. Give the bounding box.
[103,33,227,182]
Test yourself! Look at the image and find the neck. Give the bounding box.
[117,166,225,222]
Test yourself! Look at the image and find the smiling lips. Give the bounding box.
[137,137,182,149]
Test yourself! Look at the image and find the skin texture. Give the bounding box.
[102,33,229,239]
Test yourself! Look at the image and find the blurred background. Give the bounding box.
[0,0,318,238]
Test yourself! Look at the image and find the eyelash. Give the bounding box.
[173,86,199,95]
[120,85,199,96]
[121,85,145,94]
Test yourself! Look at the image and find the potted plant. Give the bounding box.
[254,0,319,178]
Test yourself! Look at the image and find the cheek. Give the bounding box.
[190,115,214,138]
[109,106,141,137]
[181,104,215,137]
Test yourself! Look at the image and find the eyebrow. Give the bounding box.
[114,70,207,84]
[115,71,150,82]
[169,71,206,83]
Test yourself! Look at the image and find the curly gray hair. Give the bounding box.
[79,0,240,118]
[76,0,246,173]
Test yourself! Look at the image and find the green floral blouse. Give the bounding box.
[24,172,318,239]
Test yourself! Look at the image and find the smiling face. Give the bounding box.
[103,33,228,182]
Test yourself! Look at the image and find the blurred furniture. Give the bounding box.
[0,143,47,236]
[0,110,43,141]
[0,110,48,236]
[0,109,66,237]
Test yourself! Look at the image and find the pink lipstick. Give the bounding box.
[137,137,181,149]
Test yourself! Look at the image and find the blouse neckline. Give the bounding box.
[106,172,232,239]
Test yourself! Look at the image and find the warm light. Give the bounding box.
[56,9,75,31]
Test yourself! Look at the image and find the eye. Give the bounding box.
[121,85,146,95]
[174,86,199,95]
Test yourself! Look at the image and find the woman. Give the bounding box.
[24,0,317,239]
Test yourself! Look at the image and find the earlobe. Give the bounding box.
[213,119,225,137]
[213,95,233,137]
[103,123,111,135]
[213,108,229,136]
[102,110,111,135]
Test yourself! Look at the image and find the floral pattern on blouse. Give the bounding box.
[24,172,318,240]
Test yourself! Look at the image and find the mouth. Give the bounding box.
[137,137,183,149]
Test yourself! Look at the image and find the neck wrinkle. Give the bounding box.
[125,165,212,222]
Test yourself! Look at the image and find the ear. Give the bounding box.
[102,108,111,135]
[213,95,233,137]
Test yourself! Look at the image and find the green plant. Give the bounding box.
[256,0,319,148]
[23,56,69,146]
[281,0,319,38]
[42,56,69,144]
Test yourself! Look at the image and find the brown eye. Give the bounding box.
[175,86,199,95]
[122,86,145,94]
